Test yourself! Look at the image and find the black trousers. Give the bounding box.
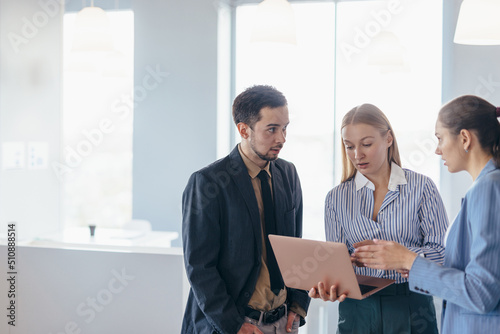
[337,283,439,334]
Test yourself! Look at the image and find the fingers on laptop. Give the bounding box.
[309,282,346,302]
[351,255,365,268]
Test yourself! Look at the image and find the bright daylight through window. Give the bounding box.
[235,0,442,241]
[61,10,134,229]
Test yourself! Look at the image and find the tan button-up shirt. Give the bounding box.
[238,145,306,318]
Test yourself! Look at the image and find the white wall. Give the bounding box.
[0,0,62,240]
[131,0,219,244]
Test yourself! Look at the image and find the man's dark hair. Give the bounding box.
[232,85,287,128]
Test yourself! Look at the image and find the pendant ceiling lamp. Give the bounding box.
[71,1,114,52]
[454,0,500,45]
[368,31,408,73]
[251,0,297,45]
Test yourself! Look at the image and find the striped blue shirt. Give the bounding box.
[325,163,449,283]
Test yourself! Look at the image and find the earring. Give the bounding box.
[465,149,469,153]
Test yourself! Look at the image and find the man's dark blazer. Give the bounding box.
[181,146,310,334]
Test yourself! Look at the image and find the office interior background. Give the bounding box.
[0,0,499,333]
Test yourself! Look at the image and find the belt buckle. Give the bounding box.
[263,312,275,324]
[263,305,283,324]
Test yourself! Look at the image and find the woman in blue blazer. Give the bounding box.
[355,95,500,333]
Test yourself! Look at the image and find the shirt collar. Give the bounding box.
[238,144,271,179]
[355,162,407,191]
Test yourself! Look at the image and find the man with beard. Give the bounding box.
[181,85,309,334]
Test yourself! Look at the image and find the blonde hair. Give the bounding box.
[340,104,401,182]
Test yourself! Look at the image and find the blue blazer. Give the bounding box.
[409,160,500,333]
[181,146,310,334]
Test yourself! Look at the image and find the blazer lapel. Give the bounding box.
[228,147,262,254]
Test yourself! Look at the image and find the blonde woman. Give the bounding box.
[310,104,448,333]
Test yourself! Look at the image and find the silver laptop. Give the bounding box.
[269,235,395,300]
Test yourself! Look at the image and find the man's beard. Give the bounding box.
[250,136,282,162]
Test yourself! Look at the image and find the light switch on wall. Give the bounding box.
[2,142,26,170]
[28,142,49,170]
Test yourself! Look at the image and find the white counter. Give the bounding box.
[0,229,189,334]
[23,227,180,253]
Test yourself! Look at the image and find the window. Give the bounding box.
[335,0,442,185]
[61,10,134,228]
[235,2,336,240]
[233,0,442,243]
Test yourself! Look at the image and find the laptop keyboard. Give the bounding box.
[358,284,377,295]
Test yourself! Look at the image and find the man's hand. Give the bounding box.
[353,239,418,271]
[285,311,298,333]
[308,281,347,302]
[237,312,298,334]
[237,323,263,334]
